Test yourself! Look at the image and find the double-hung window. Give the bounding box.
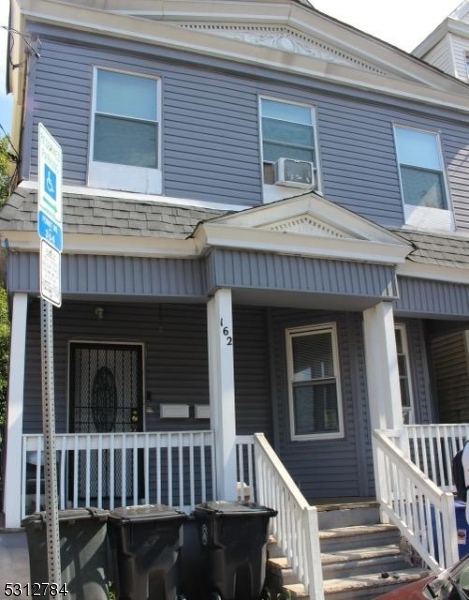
[89,68,161,194]
[260,98,318,202]
[286,324,343,441]
[394,125,452,229]
[395,324,414,424]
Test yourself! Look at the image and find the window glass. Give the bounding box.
[288,326,342,439]
[96,70,157,121]
[261,98,316,184]
[395,128,440,170]
[395,325,414,424]
[93,69,159,169]
[394,126,447,211]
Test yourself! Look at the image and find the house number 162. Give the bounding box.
[220,318,233,346]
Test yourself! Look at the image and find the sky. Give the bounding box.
[0,0,464,135]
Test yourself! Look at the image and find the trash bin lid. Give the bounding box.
[194,501,277,518]
[22,507,108,528]
[108,504,187,524]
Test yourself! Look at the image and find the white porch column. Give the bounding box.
[207,288,237,501]
[4,293,28,528]
[363,302,403,432]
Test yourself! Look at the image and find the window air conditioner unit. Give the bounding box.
[274,158,315,189]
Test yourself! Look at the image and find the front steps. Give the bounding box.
[266,501,429,600]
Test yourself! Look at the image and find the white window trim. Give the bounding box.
[259,95,321,204]
[393,123,453,232]
[395,323,415,425]
[286,323,344,442]
[88,66,162,195]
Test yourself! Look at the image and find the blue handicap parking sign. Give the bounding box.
[44,163,57,202]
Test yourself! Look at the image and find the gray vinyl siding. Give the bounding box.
[23,26,469,230]
[269,309,372,500]
[22,300,271,439]
[395,276,469,318]
[25,37,262,207]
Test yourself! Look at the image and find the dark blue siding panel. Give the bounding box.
[269,309,372,499]
[207,249,398,298]
[395,277,469,317]
[23,301,272,443]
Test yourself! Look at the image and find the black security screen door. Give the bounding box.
[70,342,143,433]
[69,342,144,501]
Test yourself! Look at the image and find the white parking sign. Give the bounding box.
[38,123,63,252]
[38,124,62,306]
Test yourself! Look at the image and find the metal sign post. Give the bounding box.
[40,298,62,588]
[38,123,63,593]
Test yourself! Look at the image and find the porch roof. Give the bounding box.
[392,229,469,270]
[0,188,226,239]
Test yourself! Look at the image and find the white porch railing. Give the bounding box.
[235,435,257,501]
[254,432,324,600]
[403,424,469,492]
[22,431,215,518]
[373,429,458,573]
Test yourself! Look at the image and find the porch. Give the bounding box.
[17,424,465,600]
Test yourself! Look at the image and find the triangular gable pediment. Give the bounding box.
[194,192,410,265]
[178,24,388,75]
[208,192,407,246]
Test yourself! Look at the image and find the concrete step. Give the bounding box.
[319,523,400,553]
[317,501,380,530]
[321,544,409,580]
[323,567,430,600]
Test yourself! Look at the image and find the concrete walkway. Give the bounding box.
[0,530,30,599]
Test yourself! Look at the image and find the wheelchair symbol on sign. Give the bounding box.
[44,164,57,202]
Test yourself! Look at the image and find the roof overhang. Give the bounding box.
[10,0,469,114]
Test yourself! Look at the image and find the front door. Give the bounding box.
[69,342,144,502]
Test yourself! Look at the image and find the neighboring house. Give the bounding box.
[413,0,469,82]
[3,0,469,597]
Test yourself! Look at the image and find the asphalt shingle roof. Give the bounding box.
[391,229,469,270]
[0,189,226,239]
[3,190,469,272]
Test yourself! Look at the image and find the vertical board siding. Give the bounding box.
[23,28,469,231]
[208,249,398,298]
[396,277,469,317]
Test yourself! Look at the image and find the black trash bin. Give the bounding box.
[108,504,188,600]
[193,501,277,600]
[22,507,110,600]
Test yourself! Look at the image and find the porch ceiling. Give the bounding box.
[231,288,381,311]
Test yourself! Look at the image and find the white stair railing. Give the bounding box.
[254,432,324,600]
[373,429,458,573]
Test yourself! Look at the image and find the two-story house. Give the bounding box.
[3,0,469,598]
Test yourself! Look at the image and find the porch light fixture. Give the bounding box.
[94,307,104,320]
